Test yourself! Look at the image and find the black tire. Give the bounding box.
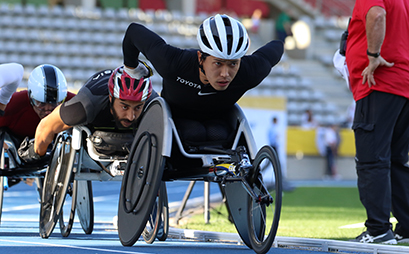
[247,145,282,254]
[39,133,75,239]
[118,100,166,246]
[156,182,169,241]
[76,180,94,234]
[59,181,76,237]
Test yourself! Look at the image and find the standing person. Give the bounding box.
[275,10,292,42]
[268,116,279,151]
[346,0,409,244]
[267,116,295,191]
[122,14,283,147]
[301,109,317,129]
[0,63,75,188]
[323,124,341,180]
[26,63,158,162]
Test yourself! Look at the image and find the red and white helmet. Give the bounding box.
[197,14,250,59]
[108,66,152,102]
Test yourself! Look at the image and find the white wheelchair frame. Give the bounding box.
[39,120,168,242]
[0,131,46,226]
[117,97,282,254]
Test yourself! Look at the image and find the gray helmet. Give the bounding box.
[28,64,67,106]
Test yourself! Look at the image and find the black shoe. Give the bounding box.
[351,229,397,244]
[395,232,409,243]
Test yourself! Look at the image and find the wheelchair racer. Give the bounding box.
[122,14,284,145]
[0,63,75,188]
[27,63,158,161]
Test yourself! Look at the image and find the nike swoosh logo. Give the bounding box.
[198,91,217,96]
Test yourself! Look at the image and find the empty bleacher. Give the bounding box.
[0,2,348,127]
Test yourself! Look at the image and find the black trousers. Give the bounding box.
[353,91,409,236]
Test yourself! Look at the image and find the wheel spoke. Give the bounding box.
[247,145,282,254]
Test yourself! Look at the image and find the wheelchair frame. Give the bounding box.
[0,130,46,225]
[39,96,282,254]
[39,123,168,242]
[117,97,283,254]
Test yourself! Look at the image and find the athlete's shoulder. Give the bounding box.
[4,90,30,115]
[89,69,113,82]
[10,90,29,102]
[82,69,112,95]
[66,91,76,100]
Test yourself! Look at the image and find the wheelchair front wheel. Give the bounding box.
[156,182,169,242]
[142,181,167,244]
[39,133,75,238]
[247,145,282,254]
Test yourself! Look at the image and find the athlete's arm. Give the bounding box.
[251,40,284,68]
[239,40,284,86]
[0,63,24,112]
[34,104,72,156]
[122,23,183,76]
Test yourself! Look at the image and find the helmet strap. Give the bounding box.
[198,51,209,76]
[199,64,206,75]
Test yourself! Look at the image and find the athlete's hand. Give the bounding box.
[18,137,42,163]
[361,55,394,88]
[124,61,153,79]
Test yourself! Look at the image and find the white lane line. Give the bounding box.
[0,239,152,254]
[2,204,39,212]
[339,217,397,229]
[2,194,117,212]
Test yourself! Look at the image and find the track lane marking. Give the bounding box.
[0,239,152,254]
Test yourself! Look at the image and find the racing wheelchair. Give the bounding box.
[0,129,47,225]
[117,97,283,254]
[38,121,169,242]
[0,128,97,237]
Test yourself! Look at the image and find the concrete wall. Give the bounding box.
[287,155,356,181]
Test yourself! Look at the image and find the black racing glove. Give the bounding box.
[18,137,42,163]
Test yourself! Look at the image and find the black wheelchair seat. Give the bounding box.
[0,130,48,177]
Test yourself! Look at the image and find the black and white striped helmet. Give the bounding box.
[197,14,250,59]
[28,64,67,105]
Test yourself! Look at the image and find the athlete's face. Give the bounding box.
[31,99,59,119]
[110,96,145,128]
[198,52,241,91]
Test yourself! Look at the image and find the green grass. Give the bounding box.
[175,187,394,241]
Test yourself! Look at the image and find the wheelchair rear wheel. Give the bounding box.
[247,145,282,254]
[118,100,166,246]
[59,181,76,237]
[39,133,75,238]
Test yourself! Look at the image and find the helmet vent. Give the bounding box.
[124,77,131,90]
